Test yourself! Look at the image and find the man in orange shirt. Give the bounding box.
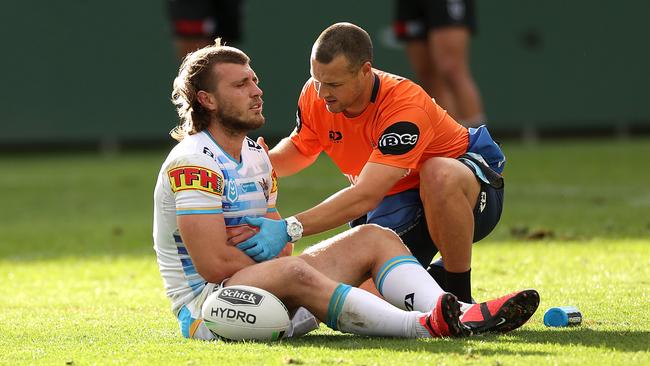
[240,22,506,308]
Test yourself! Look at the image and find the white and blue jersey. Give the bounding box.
[153,131,278,314]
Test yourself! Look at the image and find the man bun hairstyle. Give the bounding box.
[313,22,373,72]
[170,39,250,141]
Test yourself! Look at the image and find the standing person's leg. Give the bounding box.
[404,41,455,113]
[425,0,484,126]
[428,27,484,126]
[393,0,455,111]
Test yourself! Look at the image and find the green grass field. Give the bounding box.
[1,138,649,365]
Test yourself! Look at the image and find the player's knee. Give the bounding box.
[277,257,318,288]
[420,159,466,200]
[351,224,403,250]
[421,159,453,187]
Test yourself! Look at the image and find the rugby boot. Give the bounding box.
[460,289,540,334]
[419,292,471,337]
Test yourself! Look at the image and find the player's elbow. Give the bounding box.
[195,262,230,284]
[197,268,227,284]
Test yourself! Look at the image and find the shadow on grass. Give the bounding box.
[508,329,650,352]
[276,328,650,354]
[277,334,549,356]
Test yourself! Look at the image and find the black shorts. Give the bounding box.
[393,0,477,40]
[350,155,503,268]
[168,0,243,42]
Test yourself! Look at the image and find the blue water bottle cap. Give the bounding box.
[544,307,569,327]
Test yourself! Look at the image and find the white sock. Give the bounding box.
[375,255,445,312]
[326,284,431,338]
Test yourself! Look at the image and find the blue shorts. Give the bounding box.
[350,126,505,268]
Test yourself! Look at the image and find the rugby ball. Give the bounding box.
[201,285,290,341]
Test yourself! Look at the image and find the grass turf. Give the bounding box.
[1,138,649,365]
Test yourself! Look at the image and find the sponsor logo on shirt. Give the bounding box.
[203,147,214,158]
[247,138,263,151]
[168,166,224,195]
[329,130,343,143]
[241,182,258,193]
[377,122,420,155]
[271,170,278,193]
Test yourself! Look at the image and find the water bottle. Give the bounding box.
[543,306,582,327]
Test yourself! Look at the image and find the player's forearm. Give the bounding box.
[295,186,381,236]
[198,246,256,283]
[269,138,318,177]
[178,216,256,283]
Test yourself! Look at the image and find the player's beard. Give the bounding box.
[215,98,265,135]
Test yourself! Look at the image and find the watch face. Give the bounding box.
[288,223,301,236]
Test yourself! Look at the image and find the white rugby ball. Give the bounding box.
[201,285,290,341]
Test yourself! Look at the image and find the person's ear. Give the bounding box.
[360,61,372,76]
[197,90,217,112]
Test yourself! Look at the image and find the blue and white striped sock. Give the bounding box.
[325,283,426,338]
[375,255,445,312]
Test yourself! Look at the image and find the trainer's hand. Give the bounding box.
[236,216,290,262]
[256,136,269,154]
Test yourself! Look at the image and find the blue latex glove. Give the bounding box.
[236,216,290,262]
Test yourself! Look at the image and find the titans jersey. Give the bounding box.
[153,131,278,314]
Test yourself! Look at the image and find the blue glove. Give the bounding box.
[236,216,290,262]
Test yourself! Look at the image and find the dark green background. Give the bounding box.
[2,1,648,145]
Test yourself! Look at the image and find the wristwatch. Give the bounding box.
[285,216,303,242]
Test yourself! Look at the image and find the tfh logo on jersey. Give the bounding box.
[378,122,420,155]
[168,166,224,195]
[218,288,264,306]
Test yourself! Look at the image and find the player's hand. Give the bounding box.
[226,225,258,246]
[256,136,269,154]
[236,216,290,262]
